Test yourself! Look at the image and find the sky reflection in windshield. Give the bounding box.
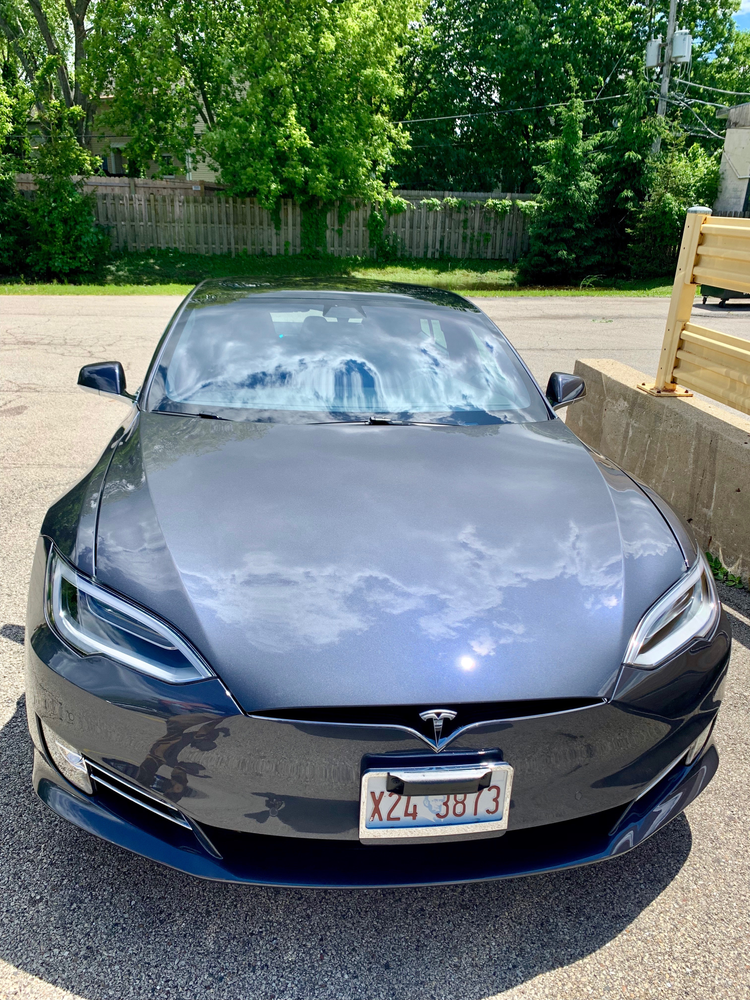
[149,295,547,424]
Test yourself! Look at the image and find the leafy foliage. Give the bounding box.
[628,144,720,277]
[300,201,330,258]
[591,85,664,261]
[0,0,745,282]
[516,97,603,284]
[0,5,109,279]
[705,551,745,589]
[88,0,419,207]
[0,0,95,142]
[21,102,109,279]
[366,207,405,261]
[24,179,109,279]
[390,0,747,192]
[513,80,721,283]
[0,78,24,271]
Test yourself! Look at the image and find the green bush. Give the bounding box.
[0,175,25,274]
[3,102,110,282]
[24,177,110,281]
[628,144,720,278]
[0,85,26,273]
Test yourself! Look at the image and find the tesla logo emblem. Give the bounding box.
[419,709,457,747]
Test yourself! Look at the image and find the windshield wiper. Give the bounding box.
[160,410,233,422]
[307,417,456,426]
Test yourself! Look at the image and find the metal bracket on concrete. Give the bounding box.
[637,382,693,397]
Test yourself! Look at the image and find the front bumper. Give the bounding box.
[33,740,719,887]
[26,622,730,885]
[25,529,731,885]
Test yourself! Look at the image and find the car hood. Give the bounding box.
[95,412,685,711]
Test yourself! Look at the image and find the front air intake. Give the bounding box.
[86,761,191,828]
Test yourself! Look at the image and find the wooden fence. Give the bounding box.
[90,190,533,261]
[641,208,750,416]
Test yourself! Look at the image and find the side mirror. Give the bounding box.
[78,362,134,400]
[546,372,586,411]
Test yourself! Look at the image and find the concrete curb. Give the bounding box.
[566,359,750,579]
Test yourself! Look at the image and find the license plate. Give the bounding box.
[359,762,513,843]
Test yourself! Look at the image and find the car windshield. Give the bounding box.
[146,291,548,424]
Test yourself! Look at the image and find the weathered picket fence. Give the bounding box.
[91,190,534,261]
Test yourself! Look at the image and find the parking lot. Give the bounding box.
[1,294,749,1000]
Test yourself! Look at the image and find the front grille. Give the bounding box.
[251,698,604,740]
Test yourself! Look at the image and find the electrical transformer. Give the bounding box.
[671,29,692,64]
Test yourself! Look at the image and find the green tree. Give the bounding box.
[0,0,96,145]
[88,0,420,207]
[516,96,602,284]
[590,82,666,270]
[0,6,109,280]
[391,0,747,192]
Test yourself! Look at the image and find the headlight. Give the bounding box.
[623,554,720,669]
[45,546,213,684]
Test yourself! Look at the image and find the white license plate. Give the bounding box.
[359,762,513,843]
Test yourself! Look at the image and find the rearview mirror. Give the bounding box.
[78,362,134,400]
[545,372,586,411]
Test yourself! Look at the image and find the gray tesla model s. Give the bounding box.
[25,277,730,886]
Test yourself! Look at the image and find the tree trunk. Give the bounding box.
[67,0,93,146]
[26,0,74,108]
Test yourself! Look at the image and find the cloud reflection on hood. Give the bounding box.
[95,411,686,707]
[181,509,657,656]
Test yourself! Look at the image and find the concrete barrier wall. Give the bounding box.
[566,359,750,579]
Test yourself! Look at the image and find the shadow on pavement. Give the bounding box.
[0,624,24,644]
[0,696,692,1000]
[717,582,750,652]
[694,301,750,312]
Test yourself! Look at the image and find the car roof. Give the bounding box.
[188,276,482,313]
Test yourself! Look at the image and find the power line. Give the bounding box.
[678,79,750,98]
[396,93,628,125]
[665,92,726,141]
[7,93,633,139]
[672,87,733,110]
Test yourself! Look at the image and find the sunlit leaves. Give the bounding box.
[391,0,748,191]
[87,0,422,206]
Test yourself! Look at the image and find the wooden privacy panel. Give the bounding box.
[648,212,750,417]
[96,194,302,255]
[673,322,750,414]
[693,221,750,295]
[94,192,530,261]
[378,200,529,261]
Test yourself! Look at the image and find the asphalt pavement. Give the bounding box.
[1,294,749,1000]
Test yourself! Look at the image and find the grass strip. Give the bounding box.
[1,249,676,297]
[0,283,194,295]
[0,280,679,297]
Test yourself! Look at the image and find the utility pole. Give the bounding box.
[653,0,678,154]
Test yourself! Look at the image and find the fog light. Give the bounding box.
[685,721,714,766]
[40,720,92,794]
